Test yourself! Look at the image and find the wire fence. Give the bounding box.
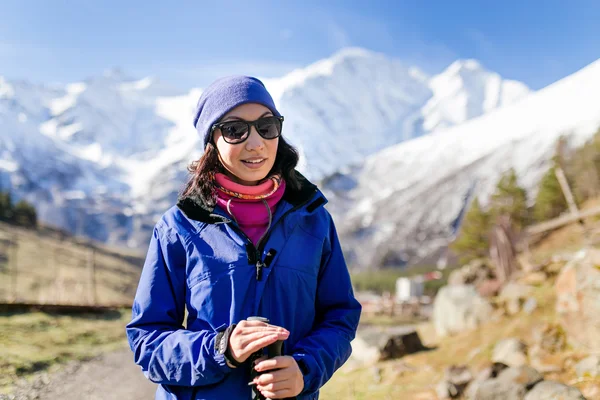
[0,223,143,307]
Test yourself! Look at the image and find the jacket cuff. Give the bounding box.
[211,327,235,374]
[292,353,317,395]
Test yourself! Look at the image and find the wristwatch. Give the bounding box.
[215,324,243,368]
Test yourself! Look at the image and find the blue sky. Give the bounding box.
[1,0,599,90]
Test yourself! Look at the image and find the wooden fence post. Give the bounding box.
[87,248,97,305]
[10,233,18,302]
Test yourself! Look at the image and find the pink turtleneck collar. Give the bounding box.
[214,173,286,245]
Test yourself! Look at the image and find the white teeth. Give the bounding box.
[244,159,264,164]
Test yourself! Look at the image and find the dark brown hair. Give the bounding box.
[181,136,302,205]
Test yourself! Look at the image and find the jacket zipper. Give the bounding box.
[219,189,318,281]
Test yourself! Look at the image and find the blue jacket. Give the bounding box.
[126,174,362,399]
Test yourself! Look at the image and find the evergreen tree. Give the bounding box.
[533,165,568,222]
[0,191,13,221]
[451,197,491,264]
[12,200,37,227]
[567,128,600,203]
[489,168,529,230]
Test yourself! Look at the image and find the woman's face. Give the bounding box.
[213,103,279,186]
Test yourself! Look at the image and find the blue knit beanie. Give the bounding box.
[193,76,281,148]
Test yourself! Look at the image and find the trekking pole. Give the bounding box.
[247,316,296,400]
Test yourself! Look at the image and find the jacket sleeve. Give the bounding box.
[291,213,362,396]
[126,221,231,386]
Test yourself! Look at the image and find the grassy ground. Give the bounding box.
[0,308,132,394]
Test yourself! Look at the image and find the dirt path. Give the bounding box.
[4,348,157,400]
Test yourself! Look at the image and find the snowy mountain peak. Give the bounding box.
[1,48,550,252]
[444,59,484,75]
[422,59,531,132]
[330,57,600,269]
[101,67,133,82]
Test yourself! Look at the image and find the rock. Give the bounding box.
[523,380,585,399]
[468,365,543,400]
[520,271,547,286]
[352,326,427,363]
[471,380,527,400]
[498,282,532,315]
[556,249,600,352]
[523,298,538,314]
[436,365,473,399]
[465,363,509,399]
[576,355,600,378]
[433,285,493,337]
[492,338,528,367]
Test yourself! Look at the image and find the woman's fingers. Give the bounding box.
[254,356,293,372]
[228,321,289,362]
[242,334,282,354]
[258,388,293,399]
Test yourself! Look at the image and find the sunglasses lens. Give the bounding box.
[221,122,249,143]
[256,118,281,139]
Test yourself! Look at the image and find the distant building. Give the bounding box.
[396,277,424,303]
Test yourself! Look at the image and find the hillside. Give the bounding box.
[0,222,144,306]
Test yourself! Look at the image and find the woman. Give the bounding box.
[126,76,361,400]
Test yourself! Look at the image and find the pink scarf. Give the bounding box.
[214,173,286,245]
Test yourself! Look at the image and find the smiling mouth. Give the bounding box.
[241,158,267,168]
[242,158,265,164]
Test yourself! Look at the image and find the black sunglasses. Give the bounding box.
[211,116,284,144]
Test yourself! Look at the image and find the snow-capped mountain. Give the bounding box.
[1,48,533,252]
[264,48,530,179]
[326,58,600,269]
[422,59,530,132]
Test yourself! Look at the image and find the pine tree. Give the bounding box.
[533,165,568,222]
[489,168,529,230]
[567,128,600,203]
[451,197,491,264]
[12,200,37,227]
[0,191,13,221]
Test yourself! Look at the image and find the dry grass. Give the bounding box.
[321,281,600,399]
[0,308,132,394]
[322,214,600,400]
[0,222,144,305]
[0,223,144,393]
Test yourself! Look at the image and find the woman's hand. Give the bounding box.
[253,356,304,399]
[228,320,290,363]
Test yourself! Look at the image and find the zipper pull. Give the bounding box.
[256,261,265,280]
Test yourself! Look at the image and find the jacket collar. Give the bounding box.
[177,171,321,224]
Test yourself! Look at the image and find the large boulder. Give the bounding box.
[433,285,493,337]
[556,249,600,352]
[436,365,473,399]
[470,365,543,400]
[350,326,427,364]
[523,381,585,400]
[465,363,509,399]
